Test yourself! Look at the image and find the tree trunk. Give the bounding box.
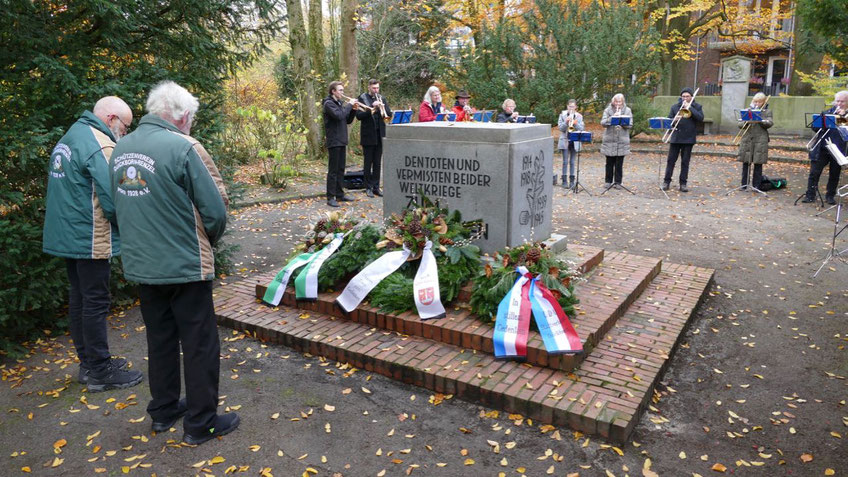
[340,0,359,93]
[789,12,824,96]
[286,0,322,158]
[308,0,325,77]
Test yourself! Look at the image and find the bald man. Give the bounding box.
[43,96,143,392]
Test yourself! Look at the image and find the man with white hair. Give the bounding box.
[110,81,237,445]
[802,90,847,205]
[43,96,143,392]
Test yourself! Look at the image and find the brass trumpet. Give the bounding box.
[376,94,391,123]
[339,94,374,113]
[566,113,576,133]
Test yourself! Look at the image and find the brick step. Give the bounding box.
[251,246,658,373]
[213,260,713,442]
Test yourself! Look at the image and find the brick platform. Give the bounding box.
[214,246,713,443]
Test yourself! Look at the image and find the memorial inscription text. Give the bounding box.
[397,155,493,201]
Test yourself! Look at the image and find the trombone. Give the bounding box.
[339,94,374,113]
[806,110,848,151]
[732,95,771,146]
[662,88,699,144]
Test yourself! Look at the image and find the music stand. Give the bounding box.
[726,110,766,196]
[567,131,593,196]
[812,184,848,277]
[650,117,674,199]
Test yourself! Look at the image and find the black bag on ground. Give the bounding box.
[759,174,787,191]
[343,170,366,189]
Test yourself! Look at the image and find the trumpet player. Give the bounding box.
[736,93,772,189]
[452,90,475,121]
[802,90,848,205]
[600,94,632,189]
[557,99,584,188]
[496,99,519,123]
[663,87,704,192]
[323,81,360,208]
[356,79,391,197]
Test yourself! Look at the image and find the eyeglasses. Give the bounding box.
[110,115,131,132]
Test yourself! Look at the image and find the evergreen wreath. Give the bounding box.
[368,198,482,313]
[316,223,384,291]
[469,242,579,322]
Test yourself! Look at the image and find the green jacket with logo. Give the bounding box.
[43,111,120,259]
[110,114,229,284]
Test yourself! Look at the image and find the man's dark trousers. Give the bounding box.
[66,258,112,373]
[363,141,382,191]
[139,281,220,435]
[664,143,694,184]
[327,146,346,199]
[805,152,842,200]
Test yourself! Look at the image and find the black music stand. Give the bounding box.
[599,180,635,196]
[567,132,593,196]
[726,163,767,196]
[812,184,848,277]
[650,117,674,199]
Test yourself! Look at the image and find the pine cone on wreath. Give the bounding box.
[526,247,541,265]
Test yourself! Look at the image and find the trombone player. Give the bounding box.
[663,87,704,192]
[736,93,772,191]
[801,90,848,206]
[356,79,391,197]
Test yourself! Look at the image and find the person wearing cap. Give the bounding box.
[663,87,704,192]
[452,90,475,122]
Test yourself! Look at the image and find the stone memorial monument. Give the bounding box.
[720,55,753,134]
[382,122,554,253]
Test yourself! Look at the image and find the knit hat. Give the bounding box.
[680,87,694,96]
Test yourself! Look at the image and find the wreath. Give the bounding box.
[469,242,579,322]
[367,198,482,313]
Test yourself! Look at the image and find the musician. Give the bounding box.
[496,99,519,123]
[557,99,584,189]
[802,90,848,205]
[323,81,359,208]
[663,87,704,192]
[418,86,445,122]
[452,90,475,121]
[356,79,391,197]
[736,93,772,189]
[600,94,632,189]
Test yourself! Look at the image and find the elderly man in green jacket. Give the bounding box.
[111,81,237,445]
[43,96,144,392]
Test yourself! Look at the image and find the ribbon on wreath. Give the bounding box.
[413,241,445,320]
[336,245,411,312]
[493,266,534,359]
[294,233,345,300]
[262,252,315,306]
[493,267,583,359]
[528,276,583,354]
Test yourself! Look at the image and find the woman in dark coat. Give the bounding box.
[599,93,632,188]
[736,92,772,188]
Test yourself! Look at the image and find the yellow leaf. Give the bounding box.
[121,466,130,474]
[305,468,318,474]
[711,463,727,472]
[362,387,371,394]
[612,446,624,456]
[51,457,64,467]
[830,431,842,439]
[800,453,813,463]
[464,458,475,465]
[825,469,835,475]
[679,451,686,459]
[53,439,67,449]
[249,445,261,452]
[271,412,279,420]
[377,470,386,477]
[210,456,225,464]
[324,404,335,412]
[21,467,31,473]
[546,465,555,474]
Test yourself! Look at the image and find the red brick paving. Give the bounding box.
[215,247,713,443]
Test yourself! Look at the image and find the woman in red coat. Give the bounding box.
[419,86,446,122]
